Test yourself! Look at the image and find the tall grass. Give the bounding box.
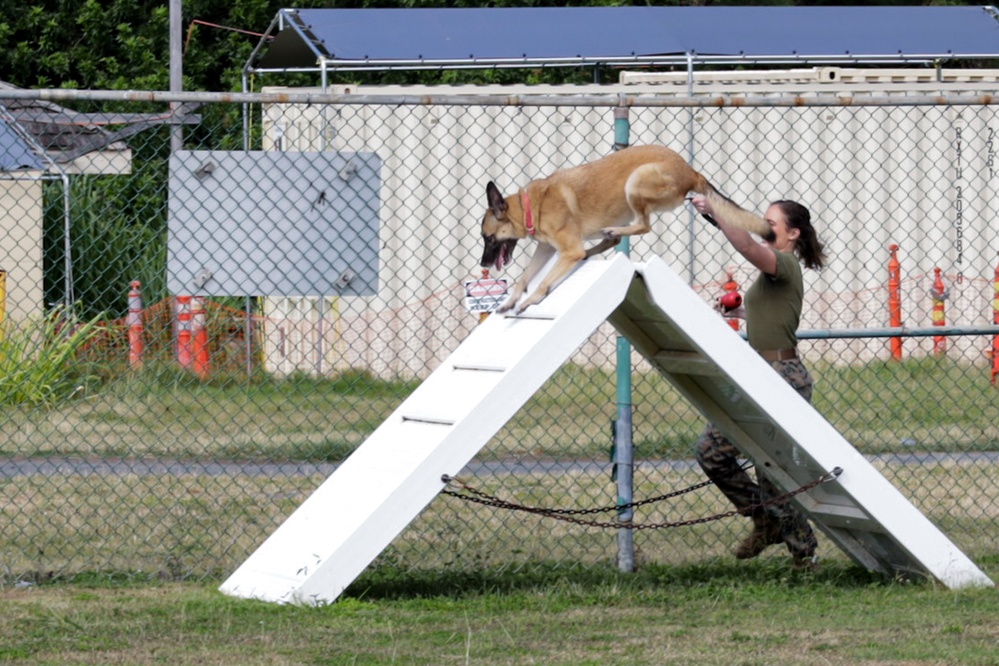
[0,309,104,407]
[44,172,168,321]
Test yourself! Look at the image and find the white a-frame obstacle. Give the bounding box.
[220,255,993,605]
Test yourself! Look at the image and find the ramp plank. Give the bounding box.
[613,258,992,589]
[219,255,636,604]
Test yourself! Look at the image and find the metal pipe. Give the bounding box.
[240,51,975,73]
[685,51,697,285]
[169,0,183,153]
[612,104,634,573]
[1,88,995,110]
[796,325,999,340]
[62,172,73,309]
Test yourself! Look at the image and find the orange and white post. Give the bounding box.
[176,295,193,370]
[992,253,999,386]
[127,281,144,369]
[190,297,210,379]
[930,268,947,355]
[888,244,903,360]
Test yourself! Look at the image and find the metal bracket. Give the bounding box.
[194,161,215,180]
[338,160,358,182]
[335,269,355,291]
[192,269,214,291]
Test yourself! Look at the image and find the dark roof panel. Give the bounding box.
[0,119,44,171]
[253,6,999,70]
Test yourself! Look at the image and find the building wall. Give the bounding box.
[256,71,999,376]
[0,177,44,324]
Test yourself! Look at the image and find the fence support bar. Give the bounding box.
[612,104,634,574]
[795,325,999,339]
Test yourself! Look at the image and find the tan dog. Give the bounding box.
[479,144,775,314]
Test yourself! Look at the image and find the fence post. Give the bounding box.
[612,104,634,574]
[930,267,947,355]
[127,281,144,369]
[888,244,903,360]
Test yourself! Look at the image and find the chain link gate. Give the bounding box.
[0,82,997,584]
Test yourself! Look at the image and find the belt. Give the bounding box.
[758,348,798,361]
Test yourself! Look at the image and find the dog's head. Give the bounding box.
[479,181,520,272]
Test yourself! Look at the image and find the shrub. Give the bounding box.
[0,308,105,406]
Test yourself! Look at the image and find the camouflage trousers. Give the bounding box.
[694,358,819,559]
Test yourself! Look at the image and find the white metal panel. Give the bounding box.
[167,150,381,297]
[219,254,637,604]
[614,257,993,589]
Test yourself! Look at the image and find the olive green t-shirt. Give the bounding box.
[744,250,803,352]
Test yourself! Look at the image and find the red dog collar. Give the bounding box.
[520,190,535,235]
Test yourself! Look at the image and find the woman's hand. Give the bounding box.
[688,194,713,217]
[714,294,746,320]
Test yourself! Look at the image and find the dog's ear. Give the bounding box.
[486,181,508,218]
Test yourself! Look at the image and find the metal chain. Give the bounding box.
[440,467,842,530]
[441,459,760,516]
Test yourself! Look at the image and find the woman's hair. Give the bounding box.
[772,200,827,271]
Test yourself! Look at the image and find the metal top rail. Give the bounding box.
[0,88,996,109]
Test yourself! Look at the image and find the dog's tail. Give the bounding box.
[693,177,776,243]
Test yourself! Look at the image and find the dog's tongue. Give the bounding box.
[495,245,508,272]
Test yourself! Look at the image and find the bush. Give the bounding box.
[0,309,105,406]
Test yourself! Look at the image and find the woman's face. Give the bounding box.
[764,203,800,253]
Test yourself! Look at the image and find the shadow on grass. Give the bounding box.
[345,558,900,601]
[27,553,998,602]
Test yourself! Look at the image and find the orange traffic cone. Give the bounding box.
[127,281,144,369]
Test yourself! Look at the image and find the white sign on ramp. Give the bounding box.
[221,256,992,605]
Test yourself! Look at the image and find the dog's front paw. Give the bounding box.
[601,228,621,241]
[495,295,519,313]
[514,292,548,314]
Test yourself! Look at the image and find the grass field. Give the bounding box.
[2,559,998,665]
[4,356,998,461]
[2,352,998,664]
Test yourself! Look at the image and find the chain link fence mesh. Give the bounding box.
[1,81,998,584]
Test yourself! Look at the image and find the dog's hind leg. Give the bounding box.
[584,235,621,259]
[601,162,689,241]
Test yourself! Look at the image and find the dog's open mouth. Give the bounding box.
[480,236,518,272]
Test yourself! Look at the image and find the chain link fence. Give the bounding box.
[1,77,998,585]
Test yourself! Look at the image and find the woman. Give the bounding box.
[688,194,827,569]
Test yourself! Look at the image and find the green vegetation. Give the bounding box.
[43,170,170,321]
[2,357,997,461]
[0,309,104,407]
